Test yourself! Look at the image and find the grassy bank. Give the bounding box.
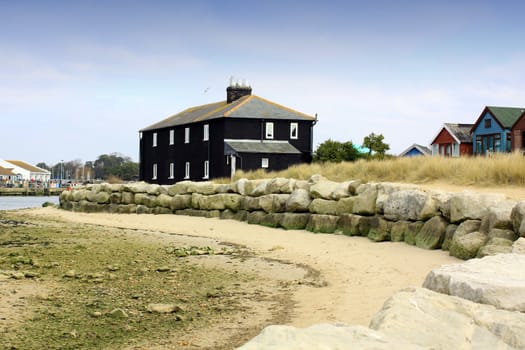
[0,212,265,349]
[231,152,525,186]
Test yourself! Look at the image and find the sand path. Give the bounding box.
[27,207,461,327]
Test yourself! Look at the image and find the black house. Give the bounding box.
[139,83,316,184]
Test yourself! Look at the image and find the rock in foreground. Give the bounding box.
[423,253,525,312]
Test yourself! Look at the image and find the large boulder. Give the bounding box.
[512,237,525,254]
[335,197,354,215]
[375,183,418,215]
[449,231,488,260]
[285,189,312,212]
[121,191,134,205]
[309,180,339,200]
[157,194,172,208]
[423,253,525,312]
[306,214,339,233]
[415,216,448,250]
[167,181,192,195]
[370,287,525,350]
[187,181,218,195]
[476,238,513,258]
[259,194,289,213]
[390,221,410,242]
[511,200,525,237]
[403,221,424,246]
[383,190,438,221]
[265,177,295,194]
[250,180,270,197]
[483,200,516,232]
[241,196,261,211]
[236,324,426,350]
[337,214,361,236]
[308,198,338,215]
[352,184,378,215]
[235,179,265,196]
[441,224,458,251]
[170,194,192,211]
[449,192,506,223]
[367,216,391,242]
[280,213,311,230]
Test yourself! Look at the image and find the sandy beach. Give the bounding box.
[25,207,461,328]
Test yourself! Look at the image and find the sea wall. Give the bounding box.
[59,176,525,260]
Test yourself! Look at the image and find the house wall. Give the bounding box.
[140,118,314,184]
[471,111,509,155]
[511,115,525,151]
[403,148,424,157]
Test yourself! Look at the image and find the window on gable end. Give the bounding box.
[203,124,209,141]
[484,119,491,128]
[185,127,190,143]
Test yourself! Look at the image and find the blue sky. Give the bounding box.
[2,0,525,165]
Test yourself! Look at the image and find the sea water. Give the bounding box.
[0,196,59,210]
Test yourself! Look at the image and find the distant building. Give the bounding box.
[398,144,431,157]
[0,160,51,181]
[511,110,525,152]
[139,82,316,183]
[471,106,524,155]
[0,166,20,182]
[430,123,473,157]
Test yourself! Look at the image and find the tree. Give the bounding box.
[362,133,390,158]
[94,153,138,181]
[313,139,361,162]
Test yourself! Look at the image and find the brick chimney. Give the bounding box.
[226,78,252,103]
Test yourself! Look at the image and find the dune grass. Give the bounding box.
[228,152,525,186]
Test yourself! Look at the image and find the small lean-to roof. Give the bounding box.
[398,144,431,157]
[0,166,16,176]
[471,106,525,132]
[140,95,315,131]
[224,140,301,155]
[6,160,50,173]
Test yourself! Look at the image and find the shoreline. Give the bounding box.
[23,207,460,327]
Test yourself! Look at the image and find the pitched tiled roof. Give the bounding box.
[6,160,49,173]
[398,144,431,157]
[444,123,473,143]
[224,140,301,155]
[0,166,16,176]
[487,106,525,128]
[141,95,315,131]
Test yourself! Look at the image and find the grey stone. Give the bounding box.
[450,192,506,223]
[383,190,438,221]
[390,221,410,242]
[220,209,248,221]
[170,194,192,211]
[415,216,448,250]
[403,221,424,246]
[441,224,458,251]
[308,198,338,215]
[241,196,262,211]
[335,197,354,215]
[512,237,525,254]
[280,213,311,230]
[146,303,183,314]
[285,189,312,212]
[423,253,525,312]
[306,214,339,233]
[157,194,172,208]
[237,324,427,350]
[338,214,362,236]
[367,216,391,242]
[266,177,294,194]
[309,180,339,200]
[370,287,525,350]
[121,191,134,204]
[167,181,192,195]
[449,231,488,260]
[488,228,518,241]
[352,184,378,215]
[477,238,513,258]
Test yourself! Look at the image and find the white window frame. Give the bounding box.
[153,132,157,147]
[265,122,274,139]
[203,124,209,141]
[169,163,174,179]
[261,158,269,168]
[203,160,209,179]
[169,129,174,145]
[152,163,157,180]
[184,162,190,179]
[290,122,298,139]
[185,127,190,144]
